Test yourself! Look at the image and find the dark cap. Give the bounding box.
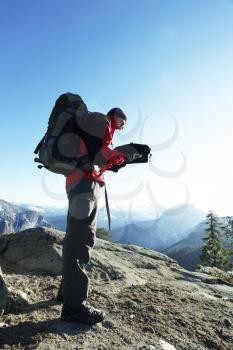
[107,107,127,121]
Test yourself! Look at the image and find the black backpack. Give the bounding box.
[34,93,109,176]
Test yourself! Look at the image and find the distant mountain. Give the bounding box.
[162,222,206,271]
[113,204,206,250]
[6,201,207,258]
[47,215,67,232]
[19,203,67,218]
[0,199,51,234]
[41,206,159,233]
[163,216,233,271]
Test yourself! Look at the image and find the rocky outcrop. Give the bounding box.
[0,265,29,322]
[0,228,232,350]
[0,227,63,275]
[197,265,233,286]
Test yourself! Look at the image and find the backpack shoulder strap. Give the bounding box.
[34,134,46,154]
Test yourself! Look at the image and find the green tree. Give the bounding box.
[223,216,233,267]
[96,227,111,241]
[223,216,233,248]
[200,211,231,271]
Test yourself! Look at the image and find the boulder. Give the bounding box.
[198,265,233,286]
[0,227,64,275]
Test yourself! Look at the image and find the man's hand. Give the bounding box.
[107,163,127,172]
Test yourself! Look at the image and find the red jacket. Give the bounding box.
[66,117,125,189]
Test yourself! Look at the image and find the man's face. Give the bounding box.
[114,116,126,130]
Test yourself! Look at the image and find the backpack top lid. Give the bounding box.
[48,93,87,130]
[55,93,84,108]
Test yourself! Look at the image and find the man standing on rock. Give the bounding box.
[60,108,127,325]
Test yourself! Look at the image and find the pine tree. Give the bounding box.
[200,211,231,270]
[223,216,233,268]
[223,216,233,248]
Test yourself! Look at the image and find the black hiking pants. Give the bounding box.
[62,179,100,307]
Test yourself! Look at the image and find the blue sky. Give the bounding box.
[0,0,233,218]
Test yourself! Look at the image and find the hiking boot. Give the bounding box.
[61,302,105,325]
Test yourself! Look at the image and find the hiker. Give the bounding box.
[60,108,127,325]
[34,93,151,325]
